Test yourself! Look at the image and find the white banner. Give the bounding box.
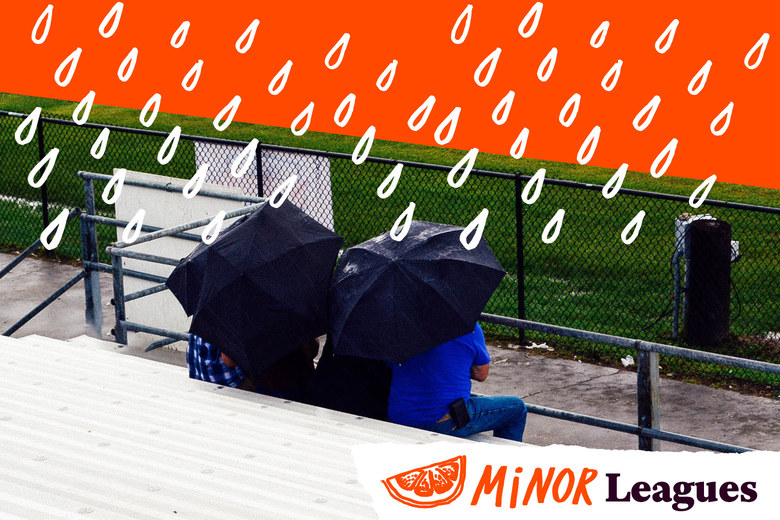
[193,141,335,230]
[352,442,779,520]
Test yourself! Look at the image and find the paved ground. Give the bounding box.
[2,252,778,452]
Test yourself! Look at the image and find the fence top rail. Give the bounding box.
[480,313,780,375]
[3,110,776,214]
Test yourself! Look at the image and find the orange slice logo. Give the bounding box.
[381,455,466,508]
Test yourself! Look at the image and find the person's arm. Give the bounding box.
[470,323,490,382]
[470,363,489,382]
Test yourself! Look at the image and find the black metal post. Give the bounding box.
[81,178,103,337]
[111,253,127,345]
[514,172,525,343]
[256,144,264,197]
[37,118,50,227]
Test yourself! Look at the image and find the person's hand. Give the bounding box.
[221,352,237,367]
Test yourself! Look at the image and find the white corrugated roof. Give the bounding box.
[0,334,511,519]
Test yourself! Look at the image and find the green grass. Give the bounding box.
[1,92,778,388]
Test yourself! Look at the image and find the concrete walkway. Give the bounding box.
[1,252,778,452]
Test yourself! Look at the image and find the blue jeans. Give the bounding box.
[418,396,527,442]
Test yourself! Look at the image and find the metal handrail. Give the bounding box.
[1,208,87,337]
[0,208,82,280]
[78,171,265,205]
[110,201,266,249]
[480,313,780,375]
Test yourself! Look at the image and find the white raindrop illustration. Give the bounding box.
[73,91,95,125]
[744,33,769,70]
[602,163,628,199]
[171,21,190,48]
[99,2,123,38]
[390,202,416,242]
[474,47,501,87]
[510,128,530,159]
[230,139,258,178]
[655,19,679,54]
[352,126,376,165]
[621,211,646,245]
[270,175,298,208]
[202,210,226,244]
[291,102,314,136]
[183,163,209,199]
[448,148,479,189]
[650,138,678,178]
[377,163,403,199]
[522,168,546,205]
[28,148,59,188]
[157,126,182,165]
[90,128,110,159]
[325,33,350,69]
[688,60,712,95]
[122,208,146,244]
[434,107,461,145]
[140,93,161,128]
[182,60,203,91]
[537,47,557,82]
[590,21,609,48]
[15,107,42,146]
[518,2,543,38]
[32,4,53,45]
[376,60,398,91]
[461,208,489,250]
[213,96,241,131]
[492,91,515,125]
[542,209,565,244]
[40,209,70,250]
[269,60,293,95]
[236,19,260,54]
[689,174,717,209]
[55,48,82,87]
[334,93,356,127]
[451,4,473,44]
[577,126,601,165]
[102,168,127,205]
[710,102,733,136]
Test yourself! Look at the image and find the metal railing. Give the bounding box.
[1,207,86,336]
[77,171,780,453]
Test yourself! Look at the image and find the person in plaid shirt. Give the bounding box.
[187,334,319,400]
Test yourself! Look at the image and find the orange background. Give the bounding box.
[1,0,777,189]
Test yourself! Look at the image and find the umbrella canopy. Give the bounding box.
[328,220,504,363]
[166,201,343,379]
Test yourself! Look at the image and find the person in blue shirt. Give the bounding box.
[387,323,527,442]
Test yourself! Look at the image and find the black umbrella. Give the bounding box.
[328,220,504,363]
[166,201,343,379]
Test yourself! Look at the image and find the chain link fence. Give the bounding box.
[1,110,778,388]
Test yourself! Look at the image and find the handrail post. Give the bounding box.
[81,177,103,337]
[637,341,661,451]
[111,252,127,345]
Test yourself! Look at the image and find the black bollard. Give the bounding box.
[686,219,732,346]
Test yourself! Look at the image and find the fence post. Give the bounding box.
[111,252,127,345]
[80,177,103,337]
[37,118,50,227]
[514,172,526,343]
[256,144,264,197]
[637,342,661,451]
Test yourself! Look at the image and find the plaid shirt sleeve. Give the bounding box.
[187,334,245,388]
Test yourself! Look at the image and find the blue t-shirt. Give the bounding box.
[387,324,490,426]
